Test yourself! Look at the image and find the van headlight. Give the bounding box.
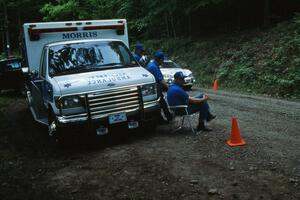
[166,78,174,84]
[56,95,85,109]
[141,83,157,102]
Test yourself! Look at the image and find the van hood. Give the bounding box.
[52,67,154,95]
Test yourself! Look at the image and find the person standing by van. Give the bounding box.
[133,43,147,67]
[146,51,172,121]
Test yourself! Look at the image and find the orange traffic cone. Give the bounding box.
[213,80,218,91]
[227,117,246,147]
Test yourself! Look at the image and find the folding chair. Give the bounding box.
[168,105,196,134]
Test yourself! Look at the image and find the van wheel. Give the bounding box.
[47,110,80,146]
[26,90,32,106]
[48,109,57,137]
[47,111,66,145]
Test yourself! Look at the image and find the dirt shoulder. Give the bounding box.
[0,89,299,200]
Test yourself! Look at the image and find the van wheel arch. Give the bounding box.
[47,105,55,122]
[47,105,58,137]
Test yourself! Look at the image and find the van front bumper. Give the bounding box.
[56,100,160,127]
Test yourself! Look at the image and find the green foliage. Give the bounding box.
[40,0,80,21]
[143,14,300,99]
[0,96,10,110]
[38,0,226,38]
[0,52,5,59]
[216,61,233,80]
[184,0,223,13]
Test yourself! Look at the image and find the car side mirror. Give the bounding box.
[30,70,38,79]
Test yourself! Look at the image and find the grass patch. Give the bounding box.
[0,97,11,109]
[0,91,23,110]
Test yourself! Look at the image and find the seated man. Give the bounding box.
[167,72,216,131]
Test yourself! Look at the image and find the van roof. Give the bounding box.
[46,38,123,47]
[23,19,126,26]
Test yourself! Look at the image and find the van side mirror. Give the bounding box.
[30,70,38,79]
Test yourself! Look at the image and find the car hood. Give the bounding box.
[160,68,192,76]
[52,67,154,95]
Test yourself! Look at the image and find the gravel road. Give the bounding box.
[0,88,299,200]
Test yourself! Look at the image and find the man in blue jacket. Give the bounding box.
[133,43,147,67]
[146,51,172,121]
[167,72,216,131]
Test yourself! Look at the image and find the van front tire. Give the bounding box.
[48,109,59,137]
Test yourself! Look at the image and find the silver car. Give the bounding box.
[160,60,195,90]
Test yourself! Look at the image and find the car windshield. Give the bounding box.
[48,41,138,76]
[0,59,21,70]
[7,61,21,69]
[161,61,181,68]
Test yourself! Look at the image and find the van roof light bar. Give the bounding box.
[83,24,125,35]
[28,27,78,41]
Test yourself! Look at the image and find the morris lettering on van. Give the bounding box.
[62,32,98,40]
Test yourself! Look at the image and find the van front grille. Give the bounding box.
[87,87,140,119]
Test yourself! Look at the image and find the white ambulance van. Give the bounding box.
[22,19,160,137]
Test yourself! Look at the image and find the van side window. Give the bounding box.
[118,44,131,64]
[41,49,47,78]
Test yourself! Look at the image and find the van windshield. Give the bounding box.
[161,61,181,68]
[48,41,138,76]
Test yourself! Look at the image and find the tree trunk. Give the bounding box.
[17,7,21,28]
[188,14,192,38]
[1,32,4,54]
[263,0,270,28]
[169,11,176,38]
[164,13,170,37]
[3,1,11,57]
[237,2,241,30]
[17,6,22,53]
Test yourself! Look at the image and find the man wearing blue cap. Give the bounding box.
[167,71,216,131]
[146,50,172,121]
[133,43,147,67]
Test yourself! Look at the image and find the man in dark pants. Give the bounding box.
[167,72,216,131]
[146,51,172,121]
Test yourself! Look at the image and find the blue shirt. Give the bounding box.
[133,53,142,62]
[167,83,189,106]
[146,60,164,83]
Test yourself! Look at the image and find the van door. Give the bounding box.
[29,48,48,124]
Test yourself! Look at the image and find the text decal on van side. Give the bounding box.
[88,73,131,85]
[62,31,98,39]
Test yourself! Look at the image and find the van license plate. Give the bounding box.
[109,113,127,124]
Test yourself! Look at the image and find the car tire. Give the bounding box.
[184,85,192,91]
